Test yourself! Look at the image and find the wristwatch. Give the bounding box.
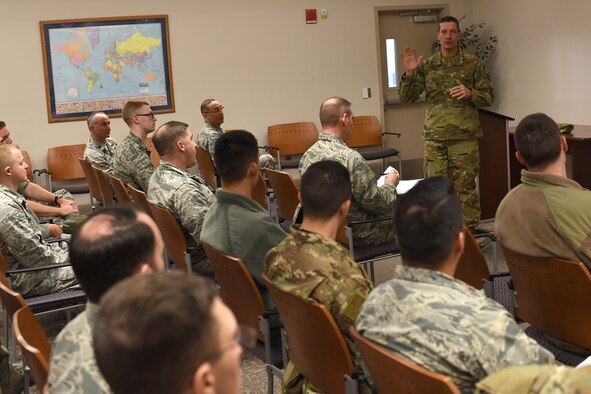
[53,195,59,204]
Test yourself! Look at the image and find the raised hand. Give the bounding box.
[401,46,423,75]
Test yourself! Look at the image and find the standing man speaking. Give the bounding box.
[399,15,494,230]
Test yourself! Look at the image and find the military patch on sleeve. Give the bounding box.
[340,290,367,323]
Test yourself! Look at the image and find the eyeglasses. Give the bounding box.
[202,106,224,114]
[135,113,155,118]
[201,324,257,363]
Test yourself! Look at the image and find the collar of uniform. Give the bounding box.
[127,132,151,155]
[215,188,266,213]
[394,264,478,293]
[521,169,584,190]
[0,183,25,202]
[86,301,100,331]
[204,121,224,133]
[158,160,207,186]
[433,50,465,66]
[290,224,349,253]
[318,132,347,146]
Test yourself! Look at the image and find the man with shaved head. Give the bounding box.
[83,112,117,172]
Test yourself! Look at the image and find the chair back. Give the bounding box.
[264,168,299,221]
[47,144,86,181]
[78,159,103,204]
[127,184,154,218]
[106,172,132,203]
[92,165,115,205]
[252,172,268,210]
[0,274,28,327]
[263,274,353,393]
[350,327,460,394]
[148,203,189,272]
[202,242,266,341]
[267,122,318,156]
[13,307,51,391]
[347,116,383,148]
[144,137,160,168]
[21,150,34,181]
[195,147,217,189]
[501,245,591,348]
[454,227,490,290]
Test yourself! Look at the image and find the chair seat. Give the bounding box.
[491,275,513,313]
[354,147,399,161]
[353,241,399,262]
[278,155,303,169]
[51,178,89,194]
[27,289,86,313]
[524,326,587,366]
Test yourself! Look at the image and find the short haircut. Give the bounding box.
[200,99,216,114]
[514,113,562,168]
[94,272,218,394]
[69,205,157,303]
[301,160,351,220]
[319,97,352,128]
[0,144,18,169]
[395,176,464,266]
[214,129,258,184]
[439,15,460,31]
[122,100,149,126]
[87,112,106,127]
[152,121,189,157]
[0,121,5,130]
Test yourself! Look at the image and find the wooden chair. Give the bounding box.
[253,172,270,211]
[267,122,319,169]
[148,203,191,272]
[91,165,115,206]
[263,274,359,394]
[106,172,132,203]
[195,146,218,190]
[78,158,103,212]
[501,245,591,350]
[202,242,283,394]
[264,168,299,222]
[44,144,89,194]
[347,116,402,173]
[127,184,154,218]
[13,306,51,393]
[350,327,460,394]
[144,137,160,169]
[454,227,492,290]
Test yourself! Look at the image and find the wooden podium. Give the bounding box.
[478,109,514,219]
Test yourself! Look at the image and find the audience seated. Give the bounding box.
[496,112,591,268]
[201,130,286,330]
[356,176,554,393]
[299,97,398,247]
[48,205,165,393]
[265,160,373,393]
[83,112,117,173]
[197,98,276,169]
[112,100,157,191]
[94,272,244,394]
[0,144,78,296]
[148,121,215,275]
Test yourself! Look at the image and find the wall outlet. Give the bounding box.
[362,88,371,99]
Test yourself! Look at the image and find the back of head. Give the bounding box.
[94,272,217,394]
[69,205,157,303]
[395,176,464,266]
[122,100,149,126]
[0,144,18,173]
[214,130,258,184]
[86,111,105,127]
[200,99,215,115]
[319,97,352,129]
[514,113,561,169]
[152,120,189,157]
[301,160,351,220]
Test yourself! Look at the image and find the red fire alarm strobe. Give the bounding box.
[305,9,317,24]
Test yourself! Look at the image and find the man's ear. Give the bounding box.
[560,135,568,154]
[136,263,153,275]
[192,362,215,394]
[297,191,302,204]
[515,151,528,167]
[248,161,259,177]
[339,199,351,217]
[455,230,465,257]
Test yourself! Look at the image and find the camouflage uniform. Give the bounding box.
[197,121,277,169]
[476,365,591,394]
[265,226,373,393]
[83,136,117,173]
[112,133,154,192]
[148,160,215,275]
[356,265,554,394]
[0,184,77,296]
[48,302,112,393]
[399,50,494,229]
[299,133,397,247]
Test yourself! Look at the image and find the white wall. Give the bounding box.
[473,0,591,126]
[1,0,472,168]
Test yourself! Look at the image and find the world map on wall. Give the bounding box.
[48,23,167,111]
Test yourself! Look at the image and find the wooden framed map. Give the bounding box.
[40,15,174,123]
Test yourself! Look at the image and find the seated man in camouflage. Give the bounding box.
[112,100,157,191]
[265,160,373,393]
[83,112,117,172]
[299,97,398,247]
[198,98,276,169]
[48,205,165,393]
[0,144,78,296]
[148,121,215,276]
[356,176,554,393]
